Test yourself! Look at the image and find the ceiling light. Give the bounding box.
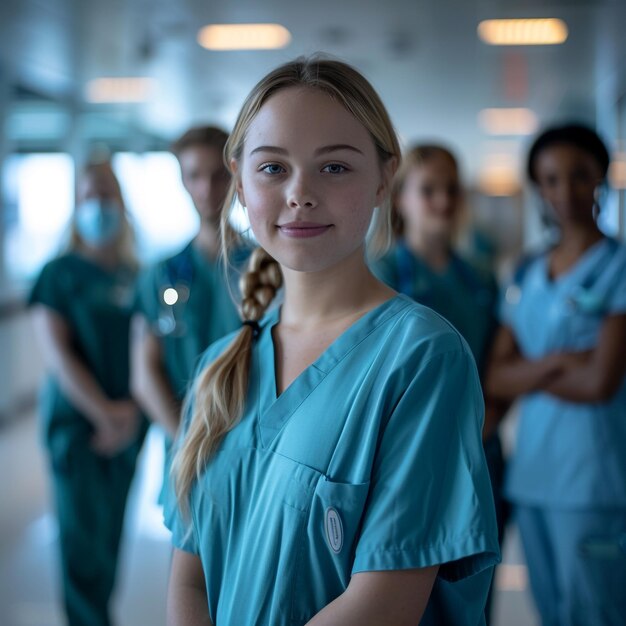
[85,78,156,103]
[478,166,520,196]
[478,19,568,46]
[479,108,538,135]
[198,23,291,50]
[478,154,521,197]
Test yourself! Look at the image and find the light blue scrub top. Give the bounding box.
[501,238,626,508]
[166,295,499,626]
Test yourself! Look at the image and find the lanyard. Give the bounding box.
[157,245,196,336]
[163,244,195,290]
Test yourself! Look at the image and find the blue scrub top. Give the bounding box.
[371,243,498,374]
[501,238,626,508]
[166,295,500,625]
[134,241,245,403]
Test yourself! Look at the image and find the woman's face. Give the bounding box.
[234,86,394,273]
[74,169,125,247]
[533,143,604,227]
[396,154,461,240]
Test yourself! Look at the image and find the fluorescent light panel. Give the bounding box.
[478,152,521,196]
[478,19,568,46]
[85,78,155,103]
[198,23,291,50]
[479,108,538,135]
[478,166,520,196]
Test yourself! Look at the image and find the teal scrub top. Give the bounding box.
[371,243,498,373]
[166,295,500,625]
[29,253,138,448]
[500,238,626,508]
[134,241,244,403]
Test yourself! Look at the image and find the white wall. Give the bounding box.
[0,310,45,423]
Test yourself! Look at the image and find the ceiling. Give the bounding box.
[2,0,626,186]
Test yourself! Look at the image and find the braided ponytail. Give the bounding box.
[172,247,282,510]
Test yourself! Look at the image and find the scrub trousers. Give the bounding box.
[47,429,145,626]
[516,505,626,626]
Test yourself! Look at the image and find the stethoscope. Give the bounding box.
[504,239,616,316]
[395,242,494,308]
[156,248,195,337]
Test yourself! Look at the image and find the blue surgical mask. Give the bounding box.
[74,199,122,245]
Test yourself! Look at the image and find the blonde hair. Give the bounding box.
[68,161,138,269]
[391,144,459,237]
[172,56,401,510]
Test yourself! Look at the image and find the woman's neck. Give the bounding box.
[194,220,221,260]
[557,221,604,256]
[279,247,395,331]
[405,228,451,271]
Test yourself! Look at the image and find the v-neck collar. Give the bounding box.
[541,237,611,288]
[254,294,413,448]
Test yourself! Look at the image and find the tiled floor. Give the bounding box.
[0,413,538,626]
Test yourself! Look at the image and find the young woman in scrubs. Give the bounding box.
[486,124,626,625]
[166,58,500,626]
[131,127,243,497]
[29,161,148,626]
[371,145,506,623]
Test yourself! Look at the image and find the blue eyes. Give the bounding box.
[322,163,346,174]
[261,163,285,175]
[259,163,347,175]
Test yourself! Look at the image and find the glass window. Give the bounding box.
[112,152,251,263]
[112,152,199,263]
[2,153,74,283]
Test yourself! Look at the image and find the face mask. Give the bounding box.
[74,199,122,246]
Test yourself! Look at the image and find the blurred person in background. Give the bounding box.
[371,144,507,624]
[486,124,626,625]
[29,161,148,626]
[131,126,244,501]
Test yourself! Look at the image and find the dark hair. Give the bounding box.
[170,126,229,160]
[527,123,610,184]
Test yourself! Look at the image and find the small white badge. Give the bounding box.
[325,507,344,554]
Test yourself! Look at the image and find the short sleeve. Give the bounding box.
[162,397,200,554]
[164,494,200,555]
[28,259,70,318]
[352,345,500,581]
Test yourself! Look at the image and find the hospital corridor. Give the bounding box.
[1,1,626,625]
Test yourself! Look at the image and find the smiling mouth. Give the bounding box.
[277,222,333,238]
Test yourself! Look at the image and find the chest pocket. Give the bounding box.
[291,477,370,624]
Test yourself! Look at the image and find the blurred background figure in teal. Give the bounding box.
[371,144,508,624]
[131,126,245,502]
[28,161,148,626]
